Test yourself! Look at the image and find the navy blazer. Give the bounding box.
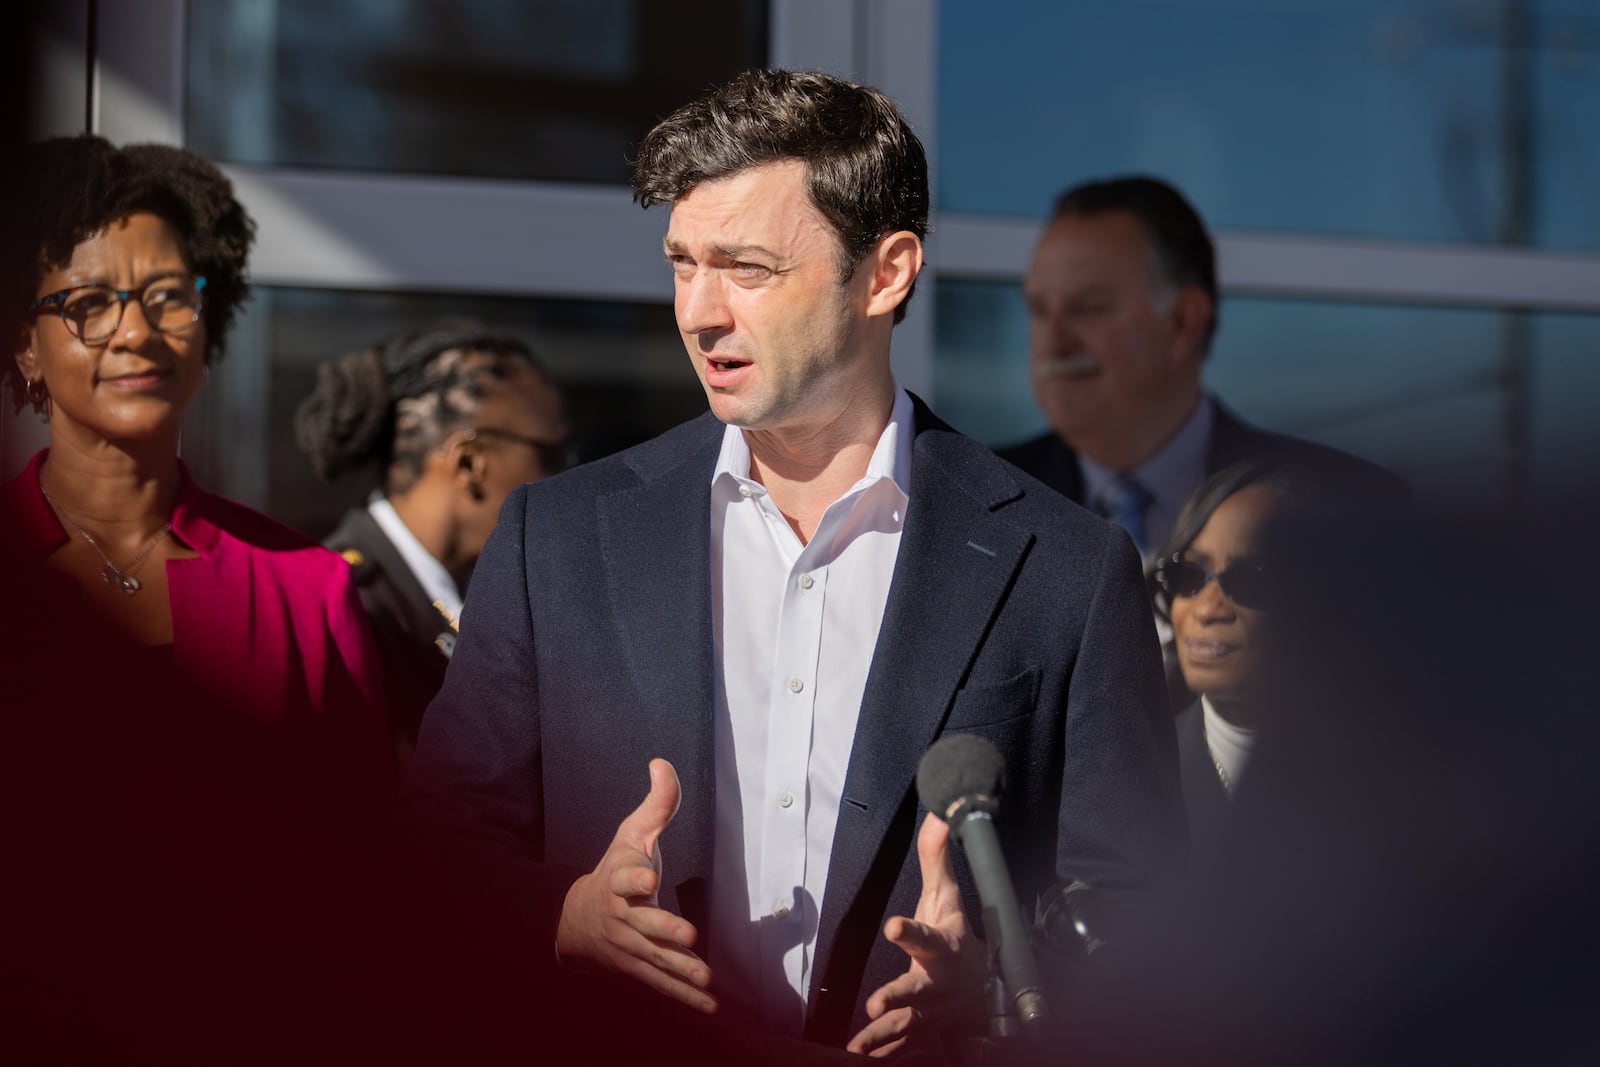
[997,400,1398,512]
[412,396,1183,1045]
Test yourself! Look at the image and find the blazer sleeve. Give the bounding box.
[1057,527,1185,906]
[409,484,547,854]
[406,486,589,957]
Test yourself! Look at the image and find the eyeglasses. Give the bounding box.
[29,274,207,344]
[463,426,576,474]
[1153,552,1272,610]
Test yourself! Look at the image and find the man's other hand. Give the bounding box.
[847,813,985,1056]
[555,758,717,1014]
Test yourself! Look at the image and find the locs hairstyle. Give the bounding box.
[1051,175,1219,349]
[632,68,930,324]
[295,317,552,497]
[4,134,256,412]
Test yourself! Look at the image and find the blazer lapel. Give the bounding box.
[810,402,1033,1003]
[595,418,723,909]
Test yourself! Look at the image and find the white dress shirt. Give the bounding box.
[366,493,464,623]
[1079,395,1215,562]
[706,386,913,1035]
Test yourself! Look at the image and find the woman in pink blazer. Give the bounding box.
[2,135,387,788]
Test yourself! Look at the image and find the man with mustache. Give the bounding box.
[1001,176,1389,562]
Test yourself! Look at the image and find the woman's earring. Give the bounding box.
[24,376,50,417]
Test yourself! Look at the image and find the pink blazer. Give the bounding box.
[4,450,387,761]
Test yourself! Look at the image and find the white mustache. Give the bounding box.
[1035,355,1100,381]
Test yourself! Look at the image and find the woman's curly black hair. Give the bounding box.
[4,134,256,413]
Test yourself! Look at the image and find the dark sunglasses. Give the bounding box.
[1154,552,1272,610]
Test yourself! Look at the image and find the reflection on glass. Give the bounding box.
[938,0,1600,252]
[226,288,703,537]
[932,278,1600,502]
[188,0,768,183]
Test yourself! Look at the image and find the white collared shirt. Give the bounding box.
[1079,396,1215,561]
[706,386,913,1035]
[366,493,464,623]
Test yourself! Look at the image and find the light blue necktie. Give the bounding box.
[1095,473,1152,555]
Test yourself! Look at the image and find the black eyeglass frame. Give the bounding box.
[1153,551,1273,612]
[461,426,577,474]
[28,274,207,344]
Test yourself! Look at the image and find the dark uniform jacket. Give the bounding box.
[325,505,456,759]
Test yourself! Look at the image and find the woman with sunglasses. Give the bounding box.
[296,317,569,763]
[2,135,387,788]
[1152,461,1308,838]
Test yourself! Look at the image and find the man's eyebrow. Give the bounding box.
[712,244,777,260]
[661,239,780,261]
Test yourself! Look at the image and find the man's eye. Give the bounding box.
[146,284,184,305]
[666,255,695,273]
[732,262,772,279]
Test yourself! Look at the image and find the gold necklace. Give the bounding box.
[40,486,170,597]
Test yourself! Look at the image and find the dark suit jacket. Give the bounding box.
[1174,700,1232,855]
[997,400,1397,513]
[324,506,455,758]
[411,396,1184,1046]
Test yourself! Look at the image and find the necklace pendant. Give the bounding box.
[102,563,141,596]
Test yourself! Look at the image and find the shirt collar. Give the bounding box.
[366,493,463,618]
[711,383,914,500]
[1079,395,1214,512]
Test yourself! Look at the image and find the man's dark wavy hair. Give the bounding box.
[632,69,929,324]
[4,134,256,412]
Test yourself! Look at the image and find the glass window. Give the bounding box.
[190,288,702,538]
[932,279,1600,502]
[937,0,1600,252]
[187,0,768,184]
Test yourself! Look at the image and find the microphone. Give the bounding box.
[916,733,1047,1033]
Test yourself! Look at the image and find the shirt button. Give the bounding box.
[773,901,791,919]
[738,484,754,498]
[777,791,794,808]
[787,677,804,694]
[797,573,814,589]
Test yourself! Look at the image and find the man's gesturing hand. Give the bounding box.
[847,813,985,1057]
[555,758,717,1014]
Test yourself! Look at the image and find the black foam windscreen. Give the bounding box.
[916,733,1007,821]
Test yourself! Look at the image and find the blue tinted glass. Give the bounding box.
[938,0,1600,251]
[187,0,768,183]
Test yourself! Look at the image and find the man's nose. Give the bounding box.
[1045,307,1079,349]
[676,271,732,336]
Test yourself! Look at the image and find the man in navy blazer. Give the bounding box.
[412,70,1182,1055]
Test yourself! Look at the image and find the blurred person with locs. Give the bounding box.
[296,318,569,762]
[0,134,387,777]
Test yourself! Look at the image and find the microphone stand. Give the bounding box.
[961,907,1035,1066]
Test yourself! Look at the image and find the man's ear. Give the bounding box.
[1166,286,1214,363]
[863,230,924,319]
